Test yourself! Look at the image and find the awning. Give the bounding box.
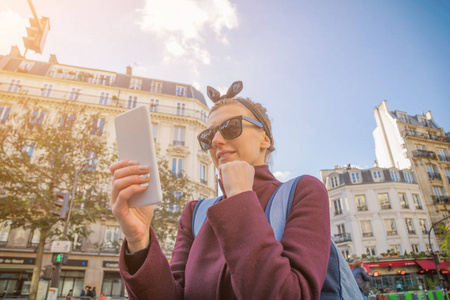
[366,260,416,268]
[416,260,450,271]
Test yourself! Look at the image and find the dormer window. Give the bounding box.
[329,175,340,188]
[396,112,408,123]
[403,171,413,183]
[390,169,400,182]
[129,78,142,90]
[372,169,384,182]
[176,85,186,96]
[350,171,361,184]
[417,116,426,126]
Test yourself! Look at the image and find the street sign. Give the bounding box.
[50,241,72,253]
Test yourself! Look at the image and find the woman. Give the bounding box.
[352,259,371,300]
[109,81,331,299]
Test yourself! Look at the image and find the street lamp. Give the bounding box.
[428,215,450,293]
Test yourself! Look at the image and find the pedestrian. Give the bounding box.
[98,293,107,300]
[91,287,97,299]
[66,289,73,300]
[109,81,331,299]
[352,259,371,300]
[80,286,90,299]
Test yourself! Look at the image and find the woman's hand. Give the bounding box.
[219,161,255,197]
[110,160,154,253]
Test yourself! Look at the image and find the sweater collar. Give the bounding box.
[218,164,279,198]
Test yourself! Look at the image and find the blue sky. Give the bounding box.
[1,0,449,180]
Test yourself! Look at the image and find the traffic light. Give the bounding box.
[22,16,50,54]
[41,265,53,280]
[51,192,70,219]
[52,253,68,265]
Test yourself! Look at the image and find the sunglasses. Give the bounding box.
[197,115,263,151]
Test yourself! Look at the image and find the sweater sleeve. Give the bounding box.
[206,175,331,300]
[118,201,197,300]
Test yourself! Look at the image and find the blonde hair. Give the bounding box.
[352,259,363,268]
[209,97,275,163]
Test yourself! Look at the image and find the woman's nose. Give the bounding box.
[211,130,226,148]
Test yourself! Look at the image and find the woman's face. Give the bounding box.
[207,103,270,168]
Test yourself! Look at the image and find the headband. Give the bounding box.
[206,81,273,149]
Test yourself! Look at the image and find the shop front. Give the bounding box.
[0,256,35,298]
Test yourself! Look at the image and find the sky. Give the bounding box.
[1,0,449,181]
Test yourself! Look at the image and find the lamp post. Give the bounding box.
[428,215,450,293]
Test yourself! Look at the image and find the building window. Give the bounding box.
[172,158,183,178]
[173,127,185,146]
[426,164,441,180]
[99,92,109,105]
[445,169,450,182]
[384,219,397,236]
[102,271,125,297]
[378,193,391,209]
[200,110,207,122]
[27,228,40,248]
[397,112,408,123]
[437,149,450,162]
[69,88,81,101]
[419,219,428,234]
[336,224,346,236]
[129,78,142,90]
[41,84,53,97]
[151,81,162,93]
[355,195,367,211]
[350,172,361,184]
[361,220,373,237]
[329,176,339,188]
[341,249,350,259]
[85,151,98,172]
[412,194,423,209]
[366,246,377,256]
[91,117,105,136]
[0,220,12,246]
[399,193,409,209]
[30,110,46,128]
[104,226,120,250]
[127,96,138,108]
[200,164,207,184]
[21,142,35,161]
[150,99,159,112]
[390,170,399,182]
[403,171,413,183]
[58,270,85,297]
[0,106,11,125]
[176,103,185,115]
[60,113,76,129]
[372,170,384,182]
[152,124,157,142]
[176,85,185,96]
[8,79,21,92]
[390,244,402,254]
[333,199,343,215]
[412,244,419,253]
[405,218,416,234]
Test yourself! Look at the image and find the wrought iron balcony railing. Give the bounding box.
[333,233,352,243]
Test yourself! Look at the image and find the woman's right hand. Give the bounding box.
[109,160,154,253]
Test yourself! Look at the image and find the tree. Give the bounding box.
[0,100,115,300]
[152,155,194,254]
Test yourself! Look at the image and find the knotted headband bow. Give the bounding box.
[206,80,274,150]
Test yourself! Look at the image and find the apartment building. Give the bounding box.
[373,100,450,228]
[0,47,216,298]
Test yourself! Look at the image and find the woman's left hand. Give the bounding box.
[219,161,255,197]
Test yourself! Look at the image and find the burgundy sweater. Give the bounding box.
[119,165,331,299]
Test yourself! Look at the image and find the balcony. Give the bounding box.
[386,230,398,236]
[432,195,450,205]
[357,205,368,211]
[333,233,352,244]
[438,155,450,163]
[173,140,185,146]
[413,150,437,160]
[362,232,373,238]
[403,130,449,143]
[428,172,442,181]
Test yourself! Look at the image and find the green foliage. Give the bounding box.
[151,155,194,253]
[0,100,115,239]
[425,276,440,290]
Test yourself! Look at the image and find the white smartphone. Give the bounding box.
[115,106,162,207]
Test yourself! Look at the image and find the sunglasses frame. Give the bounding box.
[197,115,263,151]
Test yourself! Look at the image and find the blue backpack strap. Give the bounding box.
[265,176,305,241]
[192,196,222,238]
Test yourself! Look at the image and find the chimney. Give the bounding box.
[126,65,132,75]
[49,54,58,64]
[374,160,378,167]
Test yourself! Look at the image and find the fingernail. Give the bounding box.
[138,165,149,171]
[140,183,149,187]
[128,160,139,166]
[140,174,150,179]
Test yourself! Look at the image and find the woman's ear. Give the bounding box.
[260,133,271,150]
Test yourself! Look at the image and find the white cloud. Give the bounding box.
[0,8,27,54]
[137,0,238,66]
[273,171,291,181]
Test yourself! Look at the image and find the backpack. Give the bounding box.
[192,176,363,300]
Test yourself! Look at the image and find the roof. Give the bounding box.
[390,110,440,129]
[0,54,207,107]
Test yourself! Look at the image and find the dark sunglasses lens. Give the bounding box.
[199,129,215,150]
[220,118,242,139]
